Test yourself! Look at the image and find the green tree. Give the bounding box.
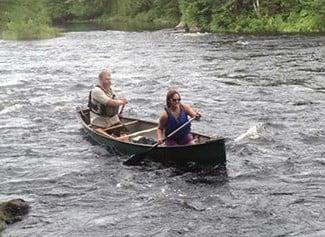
[2,0,59,40]
[312,0,325,30]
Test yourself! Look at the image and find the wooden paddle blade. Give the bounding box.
[123,142,159,166]
[123,153,147,166]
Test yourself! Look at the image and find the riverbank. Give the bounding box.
[0,0,324,40]
[64,9,325,34]
[1,24,61,40]
[62,15,177,32]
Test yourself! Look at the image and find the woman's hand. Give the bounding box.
[184,104,201,121]
[194,111,201,120]
[157,137,164,145]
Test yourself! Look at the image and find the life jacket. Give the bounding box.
[88,85,119,117]
[164,105,191,141]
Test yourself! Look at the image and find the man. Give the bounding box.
[88,69,128,128]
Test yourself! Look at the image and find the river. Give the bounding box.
[0,29,324,236]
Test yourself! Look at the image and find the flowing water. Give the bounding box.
[0,29,324,237]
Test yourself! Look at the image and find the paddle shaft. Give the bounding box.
[163,116,195,141]
[123,117,195,165]
[146,117,195,153]
[119,104,125,115]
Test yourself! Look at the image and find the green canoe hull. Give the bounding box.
[78,108,226,165]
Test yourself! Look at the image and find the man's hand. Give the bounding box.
[119,98,128,105]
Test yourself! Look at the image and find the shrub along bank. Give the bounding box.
[0,1,324,40]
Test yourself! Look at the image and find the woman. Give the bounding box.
[157,90,201,146]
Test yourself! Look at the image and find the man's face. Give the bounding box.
[101,72,112,88]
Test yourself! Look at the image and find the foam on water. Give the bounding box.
[234,122,265,142]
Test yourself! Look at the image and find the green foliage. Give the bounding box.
[312,0,325,31]
[0,0,15,31]
[68,0,109,19]
[154,0,181,19]
[129,0,154,16]
[94,0,179,30]
[1,0,60,40]
[209,0,325,33]
[46,0,74,23]
[178,0,216,29]
[111,0,133,16]
[0,0,324,38]
[3,18,60,40]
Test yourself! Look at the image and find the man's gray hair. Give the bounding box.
[98,69,110,80]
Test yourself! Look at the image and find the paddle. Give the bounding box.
[123,117,196,166]
[119,104,125,115]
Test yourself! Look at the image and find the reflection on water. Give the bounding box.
[0,29,324,237]
[57,22,169,33]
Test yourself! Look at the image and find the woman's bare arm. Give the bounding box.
[157,112,168,144]
[183,104,201,120]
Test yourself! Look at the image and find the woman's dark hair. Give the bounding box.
[166,89,181,108]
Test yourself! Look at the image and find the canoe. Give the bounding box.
[77,107,226,165]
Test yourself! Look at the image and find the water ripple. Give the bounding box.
[1,31,324,237]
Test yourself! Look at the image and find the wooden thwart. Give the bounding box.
[125,127,157,138]
[103,120,138,132]
[95,120,139,137]
[95,127,111,137]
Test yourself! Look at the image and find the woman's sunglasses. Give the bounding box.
[171,98,181,102]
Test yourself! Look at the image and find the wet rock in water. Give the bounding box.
[174,22,202,33]
[188,25,202,33]
[175,22,189,33]
[293,101,314,106]
[0,199,30,232]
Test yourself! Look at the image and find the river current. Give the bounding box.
[0,29,324,237]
